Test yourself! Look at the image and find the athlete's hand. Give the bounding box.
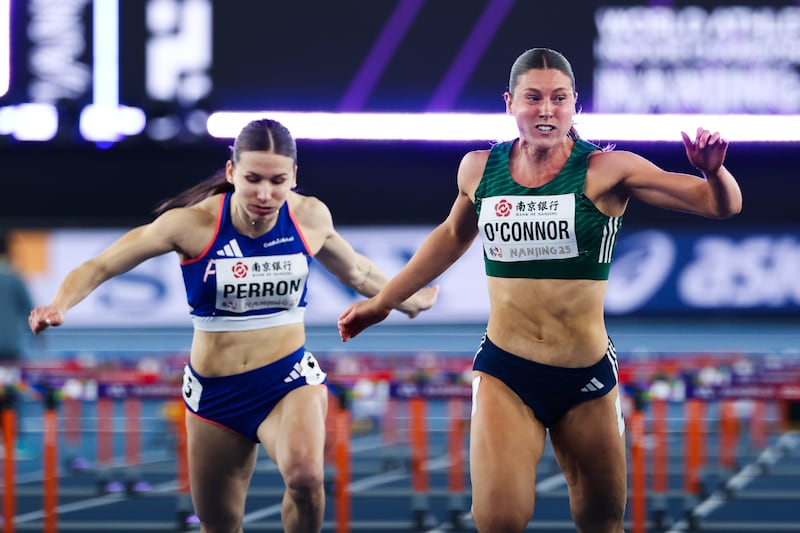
[681,127,729,175]
[337,298,391,342]
[28,305,64,334]
[401,285,440,318]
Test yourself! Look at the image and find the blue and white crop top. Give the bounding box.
[180,193,313,332]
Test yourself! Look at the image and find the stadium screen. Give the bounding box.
[2,0,799,144]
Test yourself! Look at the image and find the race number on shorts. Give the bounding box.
[182,365,203,412]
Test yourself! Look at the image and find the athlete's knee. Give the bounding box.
[195,509,244,533]
[471,500,532,532]
[284,462,325,503]
[571,494,626,533]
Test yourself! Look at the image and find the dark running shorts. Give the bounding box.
[472,334,619,427]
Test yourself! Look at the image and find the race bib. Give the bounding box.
[214,253,308,313]
[182,365,202,412]
[300,351,326,385]
[479,194,578,262]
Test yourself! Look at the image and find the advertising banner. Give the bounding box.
[23,226,800,327]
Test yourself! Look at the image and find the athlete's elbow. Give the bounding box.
[713,199,743,219]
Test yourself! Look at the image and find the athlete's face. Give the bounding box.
[504,68,577,150]
[226,150,297,223]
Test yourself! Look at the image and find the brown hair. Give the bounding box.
[154,118,297,215]
[508,48,580,140]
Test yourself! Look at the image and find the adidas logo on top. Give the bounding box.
[216,239,243,258]
[581,377,605,392]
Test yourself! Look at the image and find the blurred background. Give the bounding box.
[2,0,798,335]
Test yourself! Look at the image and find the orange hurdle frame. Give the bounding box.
[2,401,16,533]
[42,389,59,533]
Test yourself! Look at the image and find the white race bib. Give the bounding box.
[479,194,578,262]
[300,351,327,385]
[214,253,308,313]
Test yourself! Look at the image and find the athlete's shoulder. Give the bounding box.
[286,191,333,232]
[154,195,217,225]
[148,195,222,255]
[588,147,648,172]
[460,148,492,174]
[287,190,326,217]
[463,147,491,162]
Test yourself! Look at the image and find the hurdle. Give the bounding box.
[649,396,670,530]
[62,395,91,472]
[446,398,467,529]
[750,400,768,451]
[94,395,118,493]
[409,395,430,529]
[165,399,194,530]
[332,392,351,533]
[389,380,471,531]
[41,386,58,533]
[636,353,800,532]
[122,395,152,493]
[1,385,17,533]
[629,391,647,533]
[4,347,795,531]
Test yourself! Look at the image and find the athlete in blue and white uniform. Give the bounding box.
[338,48,742,533]
[180,191,322,443]
[29,119,439,533]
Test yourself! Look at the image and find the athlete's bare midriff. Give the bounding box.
[484,276,609,367]
[189,322,306,377]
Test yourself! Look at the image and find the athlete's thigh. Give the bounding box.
[186,413,259,518]
[470,372,546,507]
[549,386,627,505]
[258,384,329,472]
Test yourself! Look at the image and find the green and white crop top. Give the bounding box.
[474,138,622,280]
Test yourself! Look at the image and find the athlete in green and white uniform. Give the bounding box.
[476,137,622,280]
[339,48,742,533]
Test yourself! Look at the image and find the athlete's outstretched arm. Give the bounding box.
[316,232,440,318]
[338,188,479,341]
[608,127,742,219]
[28,210,187,334]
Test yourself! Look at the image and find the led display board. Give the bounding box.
[2,0,800,144]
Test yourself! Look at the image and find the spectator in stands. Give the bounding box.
[0,230,34,363]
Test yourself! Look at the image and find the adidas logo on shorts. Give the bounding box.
[581,377,605,392]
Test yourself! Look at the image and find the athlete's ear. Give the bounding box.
[225,160,235,184]
[292,165,298,189]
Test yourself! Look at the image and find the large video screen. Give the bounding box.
[3,0,799,144]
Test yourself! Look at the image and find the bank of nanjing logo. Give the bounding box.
[231,261,248,279]
[216,239,243,257]
[494,199,513,217]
